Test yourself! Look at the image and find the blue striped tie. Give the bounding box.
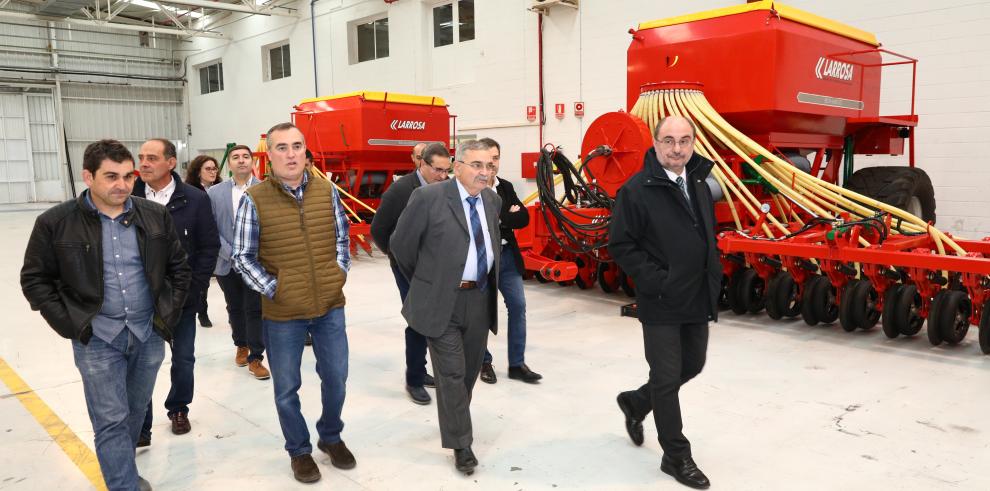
[466,196,488,291]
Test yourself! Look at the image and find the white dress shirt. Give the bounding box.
[144,176,176,206]
[231,177,258,215]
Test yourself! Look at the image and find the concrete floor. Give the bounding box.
[1,203,989,491]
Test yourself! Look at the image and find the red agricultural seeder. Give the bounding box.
[519,1,990,353]
[254,91,455,255]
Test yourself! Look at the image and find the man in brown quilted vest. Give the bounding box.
[231,122,355,484]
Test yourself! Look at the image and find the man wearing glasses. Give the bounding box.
[371,142,451,405]
[389,139,500,475]
[609,115,721,489]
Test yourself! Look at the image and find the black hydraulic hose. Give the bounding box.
[534,146,613,257]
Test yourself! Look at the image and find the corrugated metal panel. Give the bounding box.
[26,93,60,185]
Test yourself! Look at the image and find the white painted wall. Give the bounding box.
[184,0,990,239]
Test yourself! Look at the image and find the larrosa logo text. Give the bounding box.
[815,57,854,82]
[390,120,427,131]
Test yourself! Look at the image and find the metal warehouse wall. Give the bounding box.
[0,12,185,202]
[182,0,989,239]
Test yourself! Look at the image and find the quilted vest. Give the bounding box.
[246,171,346,320]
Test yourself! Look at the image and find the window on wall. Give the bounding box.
[355,17,389,63]
[264,42,291,81]
[199,61,223,94]
[433,0,474,47]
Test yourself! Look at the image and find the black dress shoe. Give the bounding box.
[136,435,151,448]
[508,364,542,383]
[616,392,644,446]
[305,332,313,346]
[480,363,496,384]
[454,447,478,475]
[406,385,431,405]
[198,314,212,328]
[423,373,436,388]
[661,455,710,489]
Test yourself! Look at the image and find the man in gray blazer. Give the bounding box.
[207,144,269,379]
[390,139,501,475]
[371,142,451,406]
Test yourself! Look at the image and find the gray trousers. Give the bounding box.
[427,288,491,449]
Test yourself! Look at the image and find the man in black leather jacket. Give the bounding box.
[20,139,190,490]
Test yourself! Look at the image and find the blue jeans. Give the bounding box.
[391,262,429,386]
[264,307,348,457]
[73,329,165,491]
[141,308,196,439]
[485,245,527,367]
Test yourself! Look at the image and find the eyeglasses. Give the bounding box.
[457,160,497,172]
[657,137,694,148]
[425,162,453,175]
[202,166,218,172]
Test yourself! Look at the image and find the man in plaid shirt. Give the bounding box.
[232,122,354,484]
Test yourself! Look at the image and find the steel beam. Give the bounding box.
[0,9,225,38]
[152,0,296,17]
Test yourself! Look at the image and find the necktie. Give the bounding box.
[676,176,690,203]
[466,196,488,291]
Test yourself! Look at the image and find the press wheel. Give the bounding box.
[881,285,903,339]
[839,279,862,332]
[894,284,924,336]
[938,290,972,345]
[850,280,881,331]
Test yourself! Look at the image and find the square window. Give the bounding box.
[458,0,474,42]
[267,43,291,80]
[433,4,453,47]
[433,1,473,47]
[356,17,389,63]
[199,61,223,94]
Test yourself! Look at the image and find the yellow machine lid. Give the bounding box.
[637,0,879,47]
[299,91,447,107]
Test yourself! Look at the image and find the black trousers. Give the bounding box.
[624,322,709,459]
[216,270,265,362]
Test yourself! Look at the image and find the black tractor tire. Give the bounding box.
[979,300,990,355]
[811,276,840,324]
[802,275,826,326]
[839,280,862,332]
[895,284,925,336]
[927,290,947,346]
[765,273,784,320]
[729,269,750,315]
[939,290,972,345]
[737,268,767,314]
[845,166,936,224]
[774,273,802,318]
[881,285,903,339]
[851,280,882,331]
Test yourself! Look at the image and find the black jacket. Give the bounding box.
[371,171,422,261]
[494,178,530,274]
[133,172,220,309]
[608,148,722,324]
[20,193,192,344]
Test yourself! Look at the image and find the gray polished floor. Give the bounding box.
[1,204,988,490]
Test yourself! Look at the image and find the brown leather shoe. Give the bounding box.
[235,346,249,367]
[169,412,190,435]
[317,440,356,470]
[248,359,271,380]
[290,454,321,483]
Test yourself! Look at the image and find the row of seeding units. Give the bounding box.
[516,1,990,353]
